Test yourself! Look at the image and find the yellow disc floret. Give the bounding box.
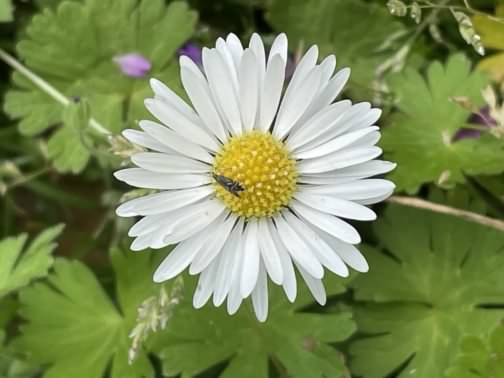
[213,131,298,218]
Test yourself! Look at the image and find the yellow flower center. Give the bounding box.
[212,131,298,218]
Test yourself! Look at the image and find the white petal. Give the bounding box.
[258,54,286,132]
[302,105,381,151]
[251,262,269,322]
[189,214,238,275]
[144,98,220,151]
[296,263,326,305]
[114,168,210,190]
[274,67,322,139]
[193,260,218,308]
[286,100,352,151]
[356,191,394,205]
[300,161,396,184]
[268,33,288,64]
[179,58,228,142]
[319,231,369,273]
[257,219,283,285]
[161,200,226,246]
[283,212,349,277]
[226,33,244,68]
[274,214,324,279]
[239,49,259,132]
[240,219,260,298]
[249,33,266,78]
[128,213,166,237]
[289,55,337,133]
[291,200,361,245]
[287,45,318,92]
[268,219,297,302]
[202,48,242,134]
[150,78,201,126]
[153,230,211,282]
[294,127,379,159]
[130,233,155,251]
[294,192,377,221]
[301,68,350,122]
[212,221,243,306]
[319,55,336,84]
[131,152,210,174]
[122,129,174,154]
[303,179,395,201]
[139,120,213,163]
[216,38,239,90]
[136,199,221,241]
[116,186,213,217]
[226,224,245,315]
[298,147,383,174]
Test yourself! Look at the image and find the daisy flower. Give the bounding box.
[114,33,395,322]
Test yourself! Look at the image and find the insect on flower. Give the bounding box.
[212,173,245,197]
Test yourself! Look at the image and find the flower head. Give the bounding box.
[115,33,396,321]
[113,53,152,78]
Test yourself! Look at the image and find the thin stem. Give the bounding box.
[4,166,50,193]
[0,48,111,136]
[388,196,504,232]
[418,0,504,23]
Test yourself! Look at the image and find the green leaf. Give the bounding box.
[473,5,504,82]
[46,101,91,174]
[446,325,504,378]
[154,274,355,378]
[267,0,406,98]
[0,330,40,378]
[0,224,64,298]
[4,0,197,173]
[0,0,13,22]
[381,54,504,193]
[17,248,162,378]
[349,191,504,378]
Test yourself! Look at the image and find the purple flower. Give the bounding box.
[453,107,497,141]
[113,53,152,78]
[178,42,202,66]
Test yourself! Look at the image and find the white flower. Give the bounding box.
[114,33,396,322]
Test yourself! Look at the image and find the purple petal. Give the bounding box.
[113,53,152,78]
[177,42,202,66]
[453,107,497,142]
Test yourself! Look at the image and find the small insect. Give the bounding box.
[213,173,245,197]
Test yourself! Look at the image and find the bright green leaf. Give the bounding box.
[350,191,504,378]
[267,0,406,98]
[446,325,504,378]
[473,5,504,83]
[154,274,355,378]
[4,0,197,173]
[17,248,162,378]
[381,54,504,193]
[0,224,64,298]
[0,0,13,22]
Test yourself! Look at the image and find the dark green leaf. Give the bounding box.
[350,191,504,378]
[17,248,162,378]
[155,274,355,378]
[0,224,64,298]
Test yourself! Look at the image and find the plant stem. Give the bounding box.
[388,195,504,232]
[0,48,111,136]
